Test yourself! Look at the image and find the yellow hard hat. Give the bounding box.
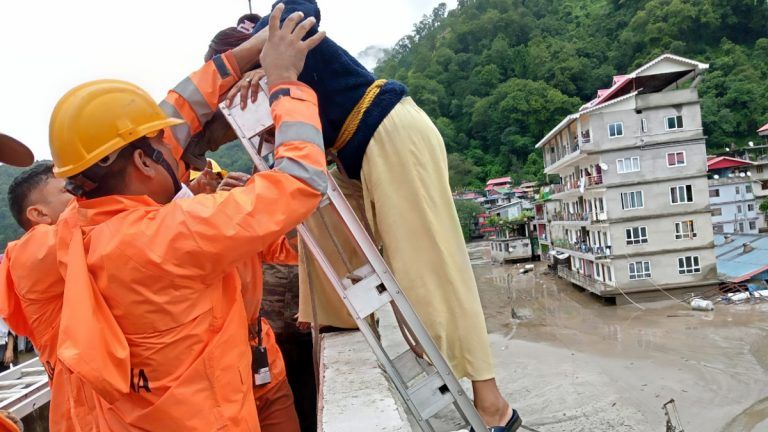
[49,79,184,178]
[189,158,229,180]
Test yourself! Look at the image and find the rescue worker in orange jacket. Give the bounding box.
[185,166,303,432]
[0,6,326,431]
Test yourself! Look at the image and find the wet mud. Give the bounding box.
[462,242,768,431]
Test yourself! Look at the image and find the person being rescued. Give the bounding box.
[0,6,325,431]
[201,1,522,430]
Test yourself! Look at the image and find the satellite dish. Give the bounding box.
[740,172,746,177]
[599,162,609,171]
[729,173,735,177]
[749,141,755,147]
[725,147,731,152]
[713,174,720,179]
[747,171,752,177]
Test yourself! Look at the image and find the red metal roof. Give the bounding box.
[486,177,512,185]
[707,156,754,170]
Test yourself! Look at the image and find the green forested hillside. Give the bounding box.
[375,0,768,189]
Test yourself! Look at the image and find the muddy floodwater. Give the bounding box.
[465,243,768,432]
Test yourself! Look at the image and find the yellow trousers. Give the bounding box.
[298,97,495,380]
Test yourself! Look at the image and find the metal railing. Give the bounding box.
[586,175,603,187]
[558,267,613,294]
[553,238,612,257]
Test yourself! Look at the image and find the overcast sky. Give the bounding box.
[0,0,456,160]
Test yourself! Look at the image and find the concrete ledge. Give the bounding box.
[319,330,413,432]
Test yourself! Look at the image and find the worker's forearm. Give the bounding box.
[232,28,269,72]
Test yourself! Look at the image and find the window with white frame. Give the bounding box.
[750,221,757,230]
[608,122,624,138]
[737,204,743,214]
[748,203,755,212]
[628,261,652,280]
[709,189,720,198]
[606,265,613,282]
[712,207,723,216]
[677,256,701,275]
[674,220,697,240]
[747,185,753,194]
[736,186,741,194]
[641,118,647,133]
[625,226,648,245]
[621,191,644,209]
[665,115,684,130]
[595,263,601,278]
[739,222,745,232]
[616,157,640,174]
[670,185,694,204]
[666,151,686,167]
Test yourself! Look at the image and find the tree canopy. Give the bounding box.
[376,0,768,189]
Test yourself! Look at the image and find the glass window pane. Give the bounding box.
[667,153,675,166]
[677,116,683,128]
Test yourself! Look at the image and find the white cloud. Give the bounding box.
[0,0,455,160]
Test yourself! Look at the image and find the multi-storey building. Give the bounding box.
[536,54,719,303]
[707,156,759,234]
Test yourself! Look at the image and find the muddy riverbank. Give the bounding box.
[464,242,768,431]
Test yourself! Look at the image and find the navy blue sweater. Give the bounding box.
[253,0,407,179]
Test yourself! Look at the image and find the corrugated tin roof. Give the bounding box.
[714,234,768,282]
[707,156,754,170]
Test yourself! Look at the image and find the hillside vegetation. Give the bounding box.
[375,0,768,189]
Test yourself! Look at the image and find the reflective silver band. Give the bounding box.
[273,157,328,194]
[159,101,192,149]
[275,121,324,151]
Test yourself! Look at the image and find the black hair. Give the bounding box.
[203,13,262,62]
[74,140,145,200]
[8,161,55,230]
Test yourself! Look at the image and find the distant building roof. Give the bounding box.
[519,181,538,188]
[707,156,754,170]
[715,234,768,282]
[537,53,709,149]
[759,122,768,136]
[486,177,512,186]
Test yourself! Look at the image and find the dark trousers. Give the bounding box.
[275,331,316,432]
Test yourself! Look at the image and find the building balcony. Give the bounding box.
[544,147,587,175]
[586,175,603,187]
[558,267,615,295]
[553,238,612,258]
[550,211,608,225]
[708,176,754,186]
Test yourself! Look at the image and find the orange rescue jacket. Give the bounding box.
[0,80,326,432]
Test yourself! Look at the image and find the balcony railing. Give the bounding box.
[558,267,613,294]
[552,238,612,257]
[586,175,603,187]
[551,211,590,222]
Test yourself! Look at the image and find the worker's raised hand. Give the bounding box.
[226,69,266,109]
[188,160,221,195]
[260,3,325,85]
[217,172,251,192]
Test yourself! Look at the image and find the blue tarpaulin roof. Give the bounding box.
[714,234,768,282]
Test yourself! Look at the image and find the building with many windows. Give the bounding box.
[707,156,759,234]
[536,54,719,303]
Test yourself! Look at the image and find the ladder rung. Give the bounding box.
[407,372,454,420]
[392,349,430,384]
[344,272,391,318]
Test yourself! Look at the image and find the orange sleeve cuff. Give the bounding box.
[221,51,242,80]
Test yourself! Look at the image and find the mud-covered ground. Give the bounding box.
[458,242,768,432]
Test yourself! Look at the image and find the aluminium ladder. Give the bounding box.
[0,357,51,419]
[220,84,487,432]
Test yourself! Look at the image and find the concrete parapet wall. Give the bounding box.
[319,330,413,432]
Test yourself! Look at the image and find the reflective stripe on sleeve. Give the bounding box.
[159,101,192,148]
[173,77,212,124]
[275,121,324,151]
[273,157,328,194]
